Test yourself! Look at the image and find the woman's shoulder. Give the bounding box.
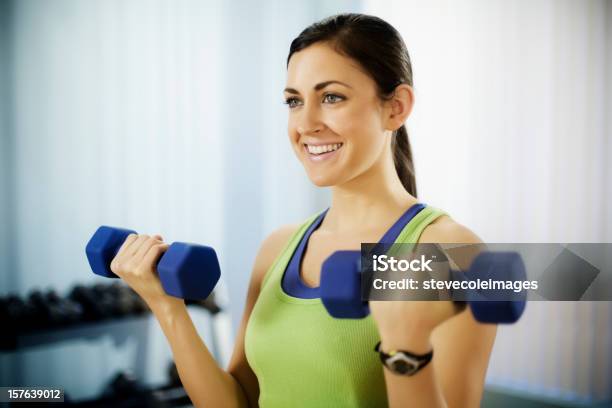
[418,214,483,244]
[253,224,302,286]
[261,224,302,258]
[253,210,324,283]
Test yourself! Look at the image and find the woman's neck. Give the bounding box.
[321,154,418,234]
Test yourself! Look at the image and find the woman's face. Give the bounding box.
[284,42,391,187]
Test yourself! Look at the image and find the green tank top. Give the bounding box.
[244,206,447,407]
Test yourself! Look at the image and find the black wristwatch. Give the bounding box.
[374,341,433,376]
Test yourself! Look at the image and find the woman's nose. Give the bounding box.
[297,125,322,134]
[296,105,323,135]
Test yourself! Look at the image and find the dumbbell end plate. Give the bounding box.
[86,226,136,278]
[158,243,221,301]
[320,251,370,319]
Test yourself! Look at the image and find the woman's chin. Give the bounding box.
[306,172,339,187]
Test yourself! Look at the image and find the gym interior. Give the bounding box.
[0,0,611,407]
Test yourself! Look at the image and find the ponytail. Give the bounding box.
[391,125,417,197]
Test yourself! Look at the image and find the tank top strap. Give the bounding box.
[394,205,448,245]
[261,205,448,290]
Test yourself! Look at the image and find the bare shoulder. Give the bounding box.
[418,215,484,271]
[418,214,483,244]
[252,224,301,287]
[259,224,301,261]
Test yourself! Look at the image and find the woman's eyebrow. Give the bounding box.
[283,80,352,95]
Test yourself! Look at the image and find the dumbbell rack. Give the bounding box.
[0,283,223,407]
[1,301,221,351]
[2,312,158,351]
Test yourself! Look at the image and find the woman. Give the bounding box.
[110,13,497,408]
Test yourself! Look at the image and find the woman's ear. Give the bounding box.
[384,84,414,132]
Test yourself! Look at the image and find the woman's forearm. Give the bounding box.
[150,300,249,408]
[380,333,447,408]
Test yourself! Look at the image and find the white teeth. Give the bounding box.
[306,143,342,155]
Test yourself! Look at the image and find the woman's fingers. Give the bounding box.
[111,233,139,275]
[107,232,173,305]
[111,233,165,276]
[133,235,159,263]
[143,242,170,270]
[115,233,138,259]
[128,234,151,258]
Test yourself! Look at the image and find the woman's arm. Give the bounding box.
[109,226,297,408]
[156,225,298,408]
[149,299,248,408]
[378,217,497,408]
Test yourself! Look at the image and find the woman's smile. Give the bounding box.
[303,142,344,162]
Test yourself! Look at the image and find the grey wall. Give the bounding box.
[0,0,15,293]
[0,0,16,386]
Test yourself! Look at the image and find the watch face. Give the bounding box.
[386,354,419,375]
[393,361,416,374]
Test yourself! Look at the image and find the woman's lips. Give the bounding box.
[303,143,343,162]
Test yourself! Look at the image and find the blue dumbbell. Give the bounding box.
[85,226,220,301]
[320,250,526,324]
[451,252,526,323]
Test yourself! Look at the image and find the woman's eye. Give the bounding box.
[284,97,301,109]
[284,94,344,109]
[323,94,343,104]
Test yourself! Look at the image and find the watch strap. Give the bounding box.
[374,341,433,376]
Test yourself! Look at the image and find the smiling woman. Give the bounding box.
[234,13,496,408]
[110,12,495,408]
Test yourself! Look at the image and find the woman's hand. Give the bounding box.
[110,233,182,308]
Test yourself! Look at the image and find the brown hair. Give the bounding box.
[287,13,417,196]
